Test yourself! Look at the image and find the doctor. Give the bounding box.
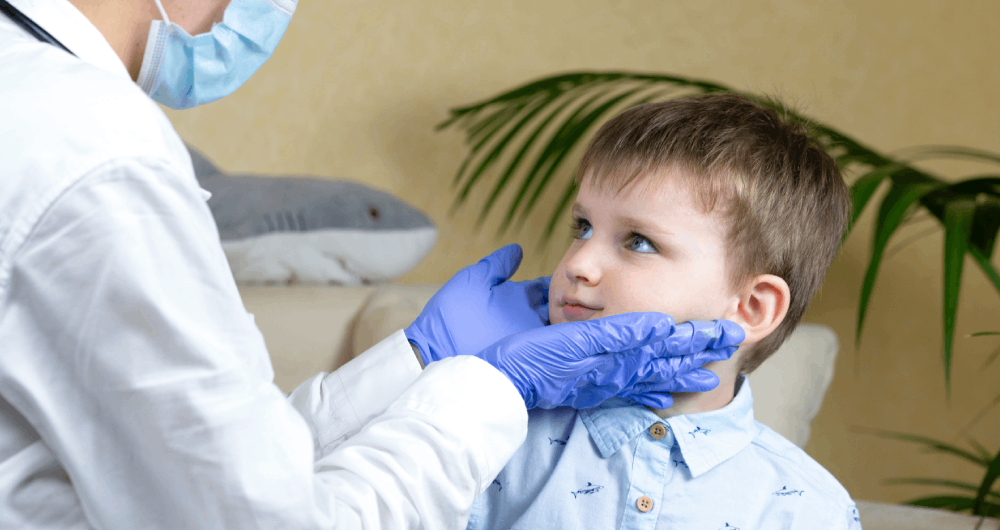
[0,0,744,528]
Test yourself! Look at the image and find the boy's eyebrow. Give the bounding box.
[619,214,675,238]
[573,202,676,238]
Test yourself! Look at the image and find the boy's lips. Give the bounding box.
[561,297,602,320]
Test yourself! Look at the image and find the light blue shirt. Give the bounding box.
[468,378,862,530]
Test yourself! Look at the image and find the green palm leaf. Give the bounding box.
[461,93,568,221]
[884,478,1000,502]
[848,171,892,235]
[904,495,1000,517]
[856,180,943,348]
[905,495,977,512]
[972,196,1000,260]
[895,145,1000,167]
[971,246,1000,301]
[969,438,998,463]
[942,199,976,395]
[868,430,991,467]
[973,449,1000,516]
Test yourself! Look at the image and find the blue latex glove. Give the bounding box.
[618,353,731,409]
[473,313,745,409]
[405,244,550,366]
[552,319,743,409]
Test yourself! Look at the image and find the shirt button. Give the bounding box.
[636,495,653,512]
[649,423,667,439]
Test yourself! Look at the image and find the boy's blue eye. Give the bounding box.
[629,235,656,254]
[572,218,593,240]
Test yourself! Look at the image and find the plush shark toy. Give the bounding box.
[185,142,438,286]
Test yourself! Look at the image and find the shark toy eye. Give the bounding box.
[368,206,381,221]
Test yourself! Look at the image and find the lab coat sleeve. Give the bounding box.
[287,330,425,458]
[0,158,527,529]
[288,331,531,528]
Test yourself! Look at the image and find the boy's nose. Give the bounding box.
[564,243,602,286]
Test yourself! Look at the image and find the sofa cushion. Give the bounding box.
[746,323,838,448]
[352,286,839,448]
[352,285,442,367]
[240,285,378,393]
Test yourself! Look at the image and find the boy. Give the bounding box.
[467,94,860,529]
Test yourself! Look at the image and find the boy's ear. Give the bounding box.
[726,274,790,345]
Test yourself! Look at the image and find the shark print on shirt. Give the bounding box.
[689,426,710,439]
[571,482,604,499]
[772,486,804,497]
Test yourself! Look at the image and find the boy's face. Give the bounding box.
[549,169,738,327]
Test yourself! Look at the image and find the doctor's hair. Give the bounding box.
[575,93,852,374]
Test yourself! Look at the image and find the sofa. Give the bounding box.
[239,284,1000,530]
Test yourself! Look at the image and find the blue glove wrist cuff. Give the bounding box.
[403,327,434,366]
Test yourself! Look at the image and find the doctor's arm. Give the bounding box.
[1,157,525,529]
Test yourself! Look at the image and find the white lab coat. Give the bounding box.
[0,1,527,528]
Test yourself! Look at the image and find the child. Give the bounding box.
[467,94,861,529]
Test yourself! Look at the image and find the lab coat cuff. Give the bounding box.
[390,355,528,492]
[288,330,423,456]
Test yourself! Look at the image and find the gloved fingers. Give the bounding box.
[470,244,524,287]
[572,345,723,395]
[661,318,746,357]
[516,276,552,324]
[514,276,551,304]
[635,347,734,379]
[626,392,675,410]
[560,312,677,360]
[628,368,721,396]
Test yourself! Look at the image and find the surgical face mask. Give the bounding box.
[136,0,297,109]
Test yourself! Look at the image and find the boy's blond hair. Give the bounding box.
[576,94,851,374]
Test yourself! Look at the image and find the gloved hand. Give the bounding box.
[617,352,730,409]
[473,313,745,409]
[405,244,550,366]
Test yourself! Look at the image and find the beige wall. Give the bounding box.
[165,0,1000,504]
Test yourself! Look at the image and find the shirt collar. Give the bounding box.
[4,0,132,81]
[579,376,759,479]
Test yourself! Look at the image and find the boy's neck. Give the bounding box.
[648,362,742,419]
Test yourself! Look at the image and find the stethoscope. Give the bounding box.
[0,0,76,56]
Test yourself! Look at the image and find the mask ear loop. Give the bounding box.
[152,0,171,24]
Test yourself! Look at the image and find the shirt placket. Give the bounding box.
[619,421,674,530]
